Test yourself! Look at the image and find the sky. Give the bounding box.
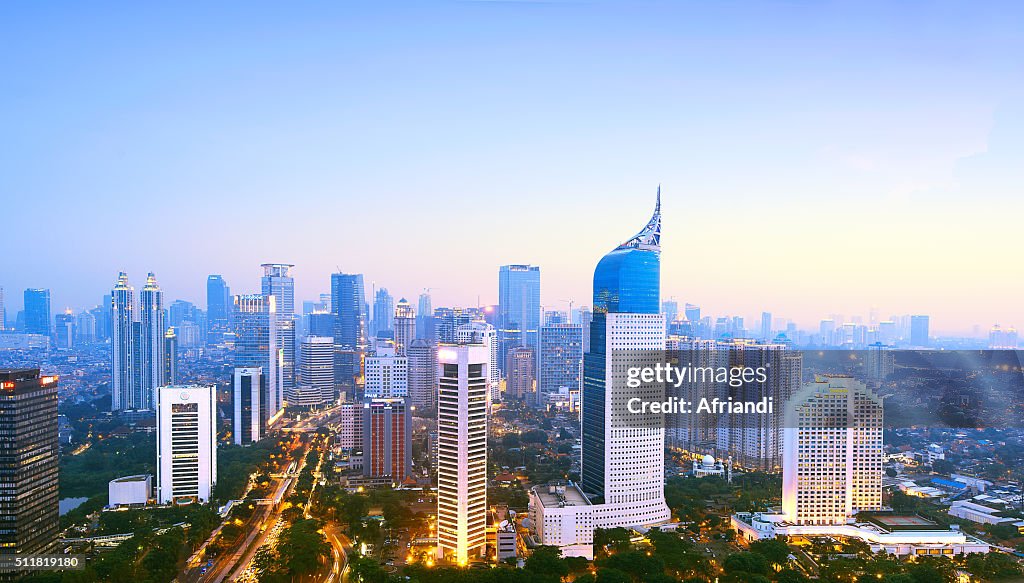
[2,1,1023,334]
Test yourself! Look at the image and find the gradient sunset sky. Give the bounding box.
[3,2,1023,333]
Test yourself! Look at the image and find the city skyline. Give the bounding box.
[4,3,1024,332]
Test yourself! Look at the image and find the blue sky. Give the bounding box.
[2,1,1022,332]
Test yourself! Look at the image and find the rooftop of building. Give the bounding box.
[112,474,151,483]
[532,482,591,508]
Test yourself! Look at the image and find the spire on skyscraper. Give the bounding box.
[615,186,661,252]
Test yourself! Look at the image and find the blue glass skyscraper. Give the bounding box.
[23,288,51,337]
[498,264,541,372]
[581,189,662,504]
[332,272,367,390]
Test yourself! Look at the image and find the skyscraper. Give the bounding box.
[416,292,434,340]
[781,376,883,525]
[0,369,58,558]
[434,307,475,344]
[393,298,416,356]
[111,273,136,411]
[684,303,700,323]
[761,311,772,340]
[580,190,670,526]
[206,275,231,329]
[76,310,96,344]
[164,328,178,385]
[456,322,499,405]
[262,264,296,401]
[233,367,266,445]
[138,273,166,410]
[332,272,367,390]
[498,264,541,370]
[538,324,583,408]
[23,288,51,337]
[234,294,281,432]
[299,336,335,404]
[0,287,6,331]
[156,385,217,504]
[407,339,437,411]
[713,341,802,472]
[55,309,75,349]
[910,315,930,347]
[436,343,489,565]
[372,287,395,338]
[661,299,678,322]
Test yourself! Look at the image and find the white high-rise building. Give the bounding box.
[138,272,166,410]
[394,298,416,356]
[111,272,136,411]
[364,344,408,399]
[782,376,884,525]
[591,312,671,527]
[157,385,217,504]
[455,322,499,404]
[436,343,489,565]
[299,336,335,404]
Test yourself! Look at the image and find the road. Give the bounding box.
[323,523,352,583]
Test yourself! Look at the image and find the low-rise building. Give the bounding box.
[487,506,518,562]
[948,500,1017,525]
[108,474,152,507]
[528,482,594,559]
[732,511,990,557]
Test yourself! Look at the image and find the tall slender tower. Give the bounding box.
[138,272,166,410]
[111,273,136,411]
[164,328,178,385]
[581,189,670,527]
[393,298,416,356]
[436,343,489,565]
[262,264,295,402]
[0,286,6,331]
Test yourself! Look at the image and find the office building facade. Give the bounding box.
[0,369,59,558]
[233,294,281,432]
[156,385,217,504]
[436,344,489,564]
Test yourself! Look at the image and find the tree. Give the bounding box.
[594,568,631,583]
[748,538,790,569]
[525,545,569,579]
[721,552,769,577]
[775,569,809,583]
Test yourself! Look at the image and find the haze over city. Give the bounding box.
[4,2,1024,332]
